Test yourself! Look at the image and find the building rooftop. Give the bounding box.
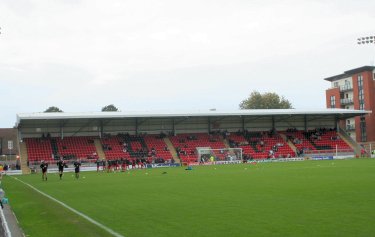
[324,66,375,82]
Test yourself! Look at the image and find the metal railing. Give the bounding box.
[346,124,355,130]
[339,84,353,91]
[340,98,354,105]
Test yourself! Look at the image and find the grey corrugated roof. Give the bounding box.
[16,108,370,127]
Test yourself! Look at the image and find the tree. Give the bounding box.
[101,104,119,112]
[239,91,293,109]
[44,106,63,112]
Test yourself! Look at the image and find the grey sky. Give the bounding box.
[1,0,375,127]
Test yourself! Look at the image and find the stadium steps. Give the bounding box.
[279,133,297,153]
[50,139,59,158]
[123,136,144,158]
[94,139,106,159]
[221,137,237,157]
[243,133,260,152]
[338,127,363,156]
[19,142,31,174]
[221,138,231,148]
[163,137,180,163]
[249,141,260,153]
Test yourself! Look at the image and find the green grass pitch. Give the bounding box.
[2,159,375,237]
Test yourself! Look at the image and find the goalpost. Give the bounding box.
[196,147,243,164]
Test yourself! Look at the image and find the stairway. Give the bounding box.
[94,139,106,159]
[19,142,31,174]
[279,133,297,154]
[50,139,59,159]
[221,137,231,148]
[221,137,237,157]
[338,127,362,156]
[163,137,180,164]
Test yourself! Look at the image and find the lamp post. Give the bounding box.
[357,36,375,45]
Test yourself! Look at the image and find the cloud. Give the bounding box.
[0,0,375,127]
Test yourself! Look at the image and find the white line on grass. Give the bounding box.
[0,206,12,237]
[11,177,124,237]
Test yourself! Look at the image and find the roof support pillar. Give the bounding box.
[18,129,23,143]
[242,117,245,132]
[272,116,275,131]
[172,118,175,135]
[208,117,211,133]
[60,126,64,139]
[304,115,307,132]
[99,120,103,138]
[135,118,139,135]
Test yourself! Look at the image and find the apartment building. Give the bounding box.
[325,66,375,142]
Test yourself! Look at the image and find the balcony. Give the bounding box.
[339,84,353,92]
[340,98,354,105]
[346,124,355,131]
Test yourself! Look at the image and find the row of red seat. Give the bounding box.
[143,135,173,161]
[25,137,98,162]
[24,138,54,161]
[54,137,97,160]
[100,136,131,160]
[24,130,353,162]
[169,133,226,162]
[228,133,295,159]
[281,130,351,151]
[228,130,352,159]
[100,135,173,162]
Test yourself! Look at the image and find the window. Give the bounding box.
[357,75,363,88]
[357,74,365,110]
[360,116,367,142]
[334,82,339,87]
[330,95,336,108]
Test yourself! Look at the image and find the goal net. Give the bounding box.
[196,147,243,164]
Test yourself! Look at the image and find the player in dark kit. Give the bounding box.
[95,158,101,172]
[73,159,81,179]
[40,160,48,181]
[56,158,66,180]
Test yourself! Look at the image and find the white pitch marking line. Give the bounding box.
[0,206,12,237]
[11,177,124,237]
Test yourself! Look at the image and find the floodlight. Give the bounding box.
[357,35,375,45]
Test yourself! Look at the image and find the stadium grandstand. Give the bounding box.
[13,108,369,174]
